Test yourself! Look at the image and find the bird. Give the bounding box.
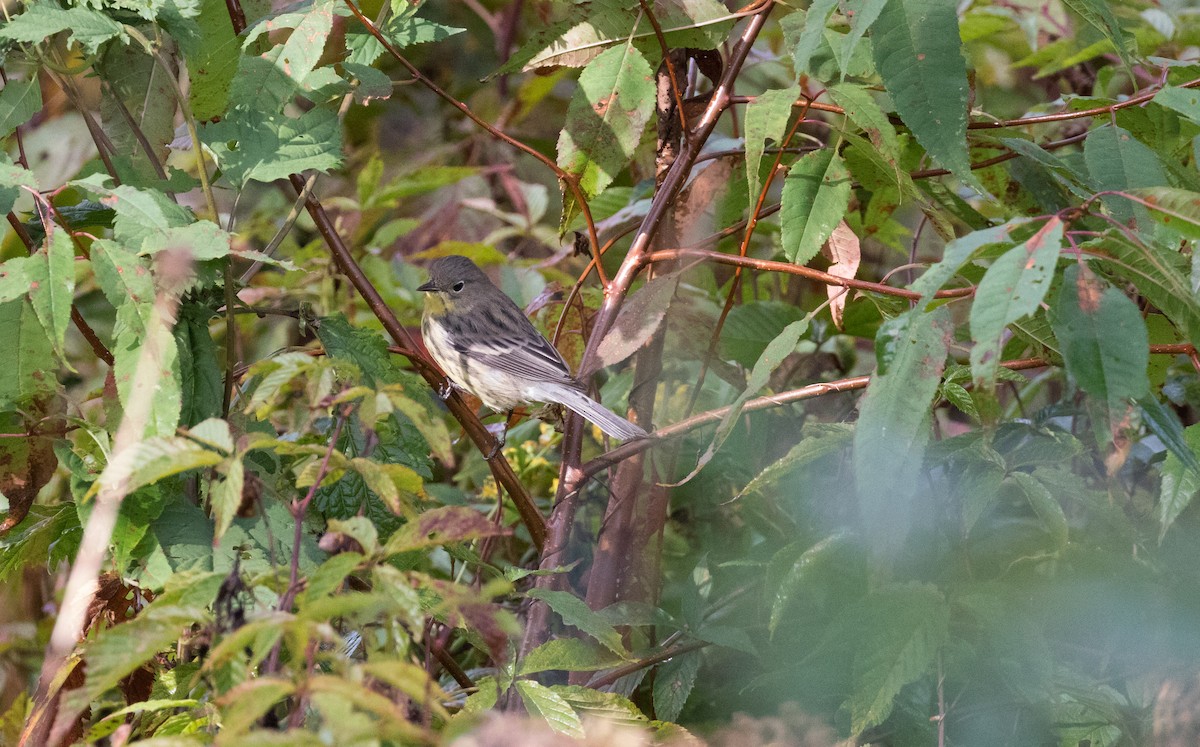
[417,255,648,442]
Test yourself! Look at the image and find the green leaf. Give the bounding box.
[1050,264,1149,407]
[98,40,177,184]
[652,649,701,723]
[1061,0,1136,66]
[28,229,75,360]
[346,13,465,67]
[718,301,807,369]
[780,148,851,265]
[968,217,1064,389]
[739,424,853,499]
[829,82,902,177]
[1153,86,1200,125]
[908,221,1024,307]
[854,308,949,561]
[1009,471,1068,550]
[526,588,626,656]
[91,240,155,310]
[175,304,224,428]
[1139,394,1200,478]
[203,106,343,186]
[72,177,195,252]
[744,84,799,205]
[185,0,243,120]
[847,583,948,736]
[1084,125,1168,226]
[0,300,56,408]
[1158,423,1200,540]
[556,43,655,199]
[839,0,888,76]
[73,573,222,707]
[208,457,243,543]
[870,0,975,188]
[519,638,626,676]
[89,436,224,501]
[779,0,838,77]
[1127,187,1200,240]
[516,680,584,737]
[383,506,507,554]
[0,504,78,581]
[216,678,296,737]
[113,303,182,439]
[768,533,854,637]
[0,76,41,139]
[0,157,37,216]
[0,4,127,55]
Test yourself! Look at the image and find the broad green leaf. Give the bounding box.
[1127,187,1200,239]
[0,300,56,408]
[216,678,295,737]
[91,240,155,310]
[968,218,1064,389]
[854,308,949,561]
[1051,264,1149,407]
[1159,423,1200,541]
[519,638,626,676]
[526,588,626,656]
[779,0,838,77]
[516,680,584,738]
[556,44,655,199]
[203,106,343,186]
[71,177,194,252]
[0,256,34,305]
[185,0,244,120]
[98,41,176,184]
[88,436,224,500]
[780,148,851,264]
[28,230,75,360]
[113,303,182,439]
[652,649,701,723]
[744,84,800,205]
[768,534,854,637]
[73,573,222,706]
[0,504,78,581]
[909,220,1025,307]
[187,417,233,453]
[1009,471,1068,550]
[345,13,465,67]
[718,301,807,369]
[1153,86,1200,126]
[839,0,888,76]
[0,4,126,55]
[174,304,223,428]
[0,157,37,215]
[1084,125,1168,226]
[0,76,41,139]
[383,506,506,554]
[847,583,948,735]
[870,0,976,188]
[142,220,231,259]
[829,82,901,177]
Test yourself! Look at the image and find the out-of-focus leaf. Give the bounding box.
[840,0,888,75]
[594,270,679,370]
[516,680,584,738]
[780,0,838,77]
[1050,264,1149,407]
[0,76,41,139]
[855,308,949,561]
[1062,0,1136,67]
[1158,423,1200,541]
[719,301,806,369]
[215,678,295,737]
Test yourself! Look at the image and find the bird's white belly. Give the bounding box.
[422,316,530,412]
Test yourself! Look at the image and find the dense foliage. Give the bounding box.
[5,0,1200,744]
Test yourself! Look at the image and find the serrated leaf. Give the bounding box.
[1010,471,1068,550]
[739,425,853,499]
[209,457,243,542]
[848,583,948,735]
[557,44,655,199]
[113,303,182,439]
[526,588,626,656]
[1153,86,1200,126]
[779,0,838,77]
[1051,264,1149,407]
[346,14,465,67]
[768,534,853,637]
[1158,423,1200,541]
[829,82,901,178]
[203,106,343,186]
[516,680,584,738]
[27,229,74,360]
[0,300,56,408]
[652,649,701,723]
[91,240,155,311]
[383,506,507,554]
[72,177,195,252]
[870,0,976,188]
[780,148,851,265]
[88,436,224,501]
[718,301,806,369]
[0,4,127,55]
[968,217,1063,389]
[0,76,41,139]
[840,0,888,76]
[1127,187,1200,240]
[744,84,799,205]
[1062,0,1136,67]
[519,638,626,676]
[855,308,949,561]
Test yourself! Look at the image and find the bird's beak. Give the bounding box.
[417,280,436,292]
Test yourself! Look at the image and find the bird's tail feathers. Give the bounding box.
[543,385,648,441]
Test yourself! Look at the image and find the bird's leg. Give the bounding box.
[437,379,457,401]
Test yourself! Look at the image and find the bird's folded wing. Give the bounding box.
[450,330,580,386]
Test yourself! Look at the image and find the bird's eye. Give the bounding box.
[452,281,465,292]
